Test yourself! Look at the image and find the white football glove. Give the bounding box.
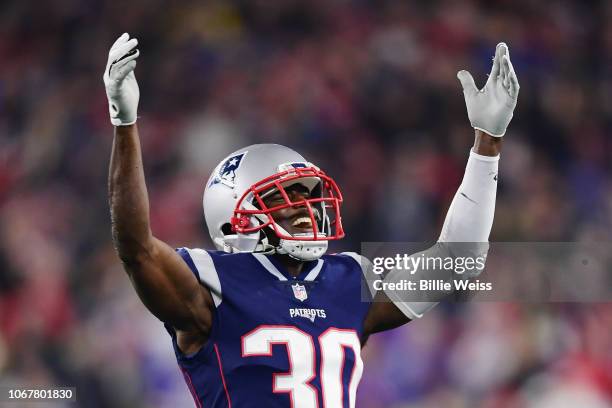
[457,42,519,137]
[103,33,140,126]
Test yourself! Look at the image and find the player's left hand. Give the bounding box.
[457,42,519,137]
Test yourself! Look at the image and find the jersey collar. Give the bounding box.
[252,253,324,282]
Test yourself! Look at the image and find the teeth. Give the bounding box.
[292,217,312,227]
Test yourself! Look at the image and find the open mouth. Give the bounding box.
[291,216,313,230]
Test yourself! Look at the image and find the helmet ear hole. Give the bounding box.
[221,223,233,236]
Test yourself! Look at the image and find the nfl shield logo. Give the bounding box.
[292,283,308,302]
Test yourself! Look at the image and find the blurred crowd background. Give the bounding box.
[1,0,611,407]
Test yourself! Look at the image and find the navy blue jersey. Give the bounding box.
[164,249,372,408]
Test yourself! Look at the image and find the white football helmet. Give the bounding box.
[203,144,344,261]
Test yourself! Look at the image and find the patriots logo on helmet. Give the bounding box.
[210,153,246,188]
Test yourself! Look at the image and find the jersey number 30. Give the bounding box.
[242,325,363,408]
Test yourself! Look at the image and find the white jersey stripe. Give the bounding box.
[186,248,223,307]
[252,253,287,281]
[303,259,324,281]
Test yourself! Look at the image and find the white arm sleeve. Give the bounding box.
[384,149,499,319]
[438,149,499,243]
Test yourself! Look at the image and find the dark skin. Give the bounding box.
[109,125,500,353]
[262,184,320,277]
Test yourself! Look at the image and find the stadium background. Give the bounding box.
[1,0,611,406]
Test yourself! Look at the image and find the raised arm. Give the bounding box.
[105,34,213,348]
[364,43,519,336]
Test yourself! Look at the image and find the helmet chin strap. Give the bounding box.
[235,202,328,261]
[273,225,329,262]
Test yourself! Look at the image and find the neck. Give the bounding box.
[273,253,305,278]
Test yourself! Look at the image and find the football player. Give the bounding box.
[104,33,519,407]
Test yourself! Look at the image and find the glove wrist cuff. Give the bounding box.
[111,117,137,126]
[473,126,505,138]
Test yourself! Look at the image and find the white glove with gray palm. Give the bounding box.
[103,33,140,126]
[457,42,519,137]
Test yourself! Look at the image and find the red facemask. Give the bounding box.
[231,166,344,241]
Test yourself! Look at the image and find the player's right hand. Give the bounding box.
[103,33,140,126]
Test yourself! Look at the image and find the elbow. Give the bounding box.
[111,226,156,270]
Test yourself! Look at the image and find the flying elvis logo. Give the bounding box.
[209,152,246,188]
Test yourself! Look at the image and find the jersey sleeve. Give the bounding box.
[339,251,433,319]
[176,247,223,307]
[339,252,377,300]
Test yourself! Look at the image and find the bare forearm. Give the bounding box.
[108,124,153,262]
[473,130,502,156]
